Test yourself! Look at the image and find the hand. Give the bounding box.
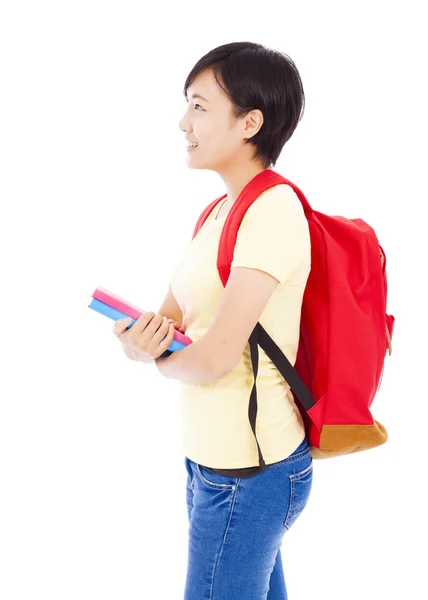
[166,318,186,334]
[113,312,176,362]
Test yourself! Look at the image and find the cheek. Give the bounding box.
[194,119,215,140]
[193,120,233,155]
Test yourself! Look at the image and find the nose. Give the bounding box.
[178,107,191,133]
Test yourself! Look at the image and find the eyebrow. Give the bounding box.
[187,93,210,103]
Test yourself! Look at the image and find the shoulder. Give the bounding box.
[259,182,302,207]
[239,183,306,230]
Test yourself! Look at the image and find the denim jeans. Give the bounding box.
[184,437,313,600]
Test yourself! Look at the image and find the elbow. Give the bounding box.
[205,350,230,383]
[207,357,227,383]
[200,338,240,383]
[212,353,237,382]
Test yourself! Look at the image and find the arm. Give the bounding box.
[155,337,220,385]
[155,187,309,384]
[155,266,280,384]
[157,282,184,325]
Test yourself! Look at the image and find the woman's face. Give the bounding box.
[179,69,261,173]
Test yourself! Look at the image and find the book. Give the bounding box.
[89,287,192,352]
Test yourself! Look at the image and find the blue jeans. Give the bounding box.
[184,437,313,600]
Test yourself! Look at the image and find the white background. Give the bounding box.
[1,1,427,599]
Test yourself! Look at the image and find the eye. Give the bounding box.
[194,103,204,111]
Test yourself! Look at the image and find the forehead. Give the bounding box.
[187,69,225,103]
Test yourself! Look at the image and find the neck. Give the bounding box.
[219,162,270,209]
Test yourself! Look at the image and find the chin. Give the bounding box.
[186,159,207,171]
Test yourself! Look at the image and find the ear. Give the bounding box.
[243,109,264,139]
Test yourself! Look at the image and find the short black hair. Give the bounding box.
[183,42,305,169]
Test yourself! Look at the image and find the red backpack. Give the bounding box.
[192,169,395,462]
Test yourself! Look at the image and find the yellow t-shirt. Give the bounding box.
[170,183,311,468]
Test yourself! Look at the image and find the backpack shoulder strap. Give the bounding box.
[191,194,227,240]
[217,169,312,286]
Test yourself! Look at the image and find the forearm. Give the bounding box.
[154,339,222,385]
[122,345,155,364]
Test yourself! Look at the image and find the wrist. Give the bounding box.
[154,354,170,377]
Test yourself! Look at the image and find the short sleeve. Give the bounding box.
[230,184,310,285]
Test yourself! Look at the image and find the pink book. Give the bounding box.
[91,286,192,346]
[93,286,147,320]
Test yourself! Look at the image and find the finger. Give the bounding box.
[157,322,176,355]
[136,312,165,341]
[151,316,174,347]
[131,314,167,353]
[127,311,157,341]
[113,317,132,337]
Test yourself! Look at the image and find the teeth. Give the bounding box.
[188,142,198,147]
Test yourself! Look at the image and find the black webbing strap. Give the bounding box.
[248,323,316,468]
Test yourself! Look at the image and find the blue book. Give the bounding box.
[88,297,186,353]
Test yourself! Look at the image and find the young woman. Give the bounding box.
[114,41,313,600]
